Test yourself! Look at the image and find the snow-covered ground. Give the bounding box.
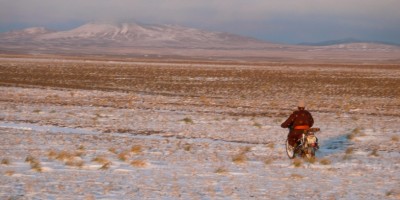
[0,59,399,199]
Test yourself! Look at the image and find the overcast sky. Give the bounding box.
[1,0,399,44]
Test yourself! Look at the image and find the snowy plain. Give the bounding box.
[0,58,399,199]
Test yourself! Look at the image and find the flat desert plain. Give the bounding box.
[0,57,399,199]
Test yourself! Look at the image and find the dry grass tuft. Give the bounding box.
[108,147,118,154]
[117,151,130,161]
[47,150,58,160]
[215,167,228,174]
[25,155,42,172]
[77,145,85,151]
[319,158,332,165]
[65,158,84,168]
[55,151,74,161]
[253,122,262,128]
[31,162,43,172]
[290,173,304,179]
[5,170,15,176]
[50,150,85,167]
[264,158,274,165]
[130,145,143,154]
[345,147,354,155]
[385,189,398,197]
[130,160,147,168]
[92,156,110,164]
[25,155,36,163]
[182,143,192,151]
[292,158,302,167]
[99,162,112,170]
[200,95,211,105]
[232,153,247,164]
[1,158,10,165]
[343,154,351,160]
[369,148,379,157]
[181,117,194,124]
[33,109,41,113]
[347,128,363,140]
[347,133,355,140]
[352,128,361,135]
[305,157,317,164]
[241,146,252,153]
[266,143,275,149]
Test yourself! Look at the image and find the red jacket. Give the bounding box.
[281,109,314,129]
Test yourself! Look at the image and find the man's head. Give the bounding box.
[298,100,305,110]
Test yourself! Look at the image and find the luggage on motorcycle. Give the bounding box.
[308,127,320,132]
[306,135,317,145]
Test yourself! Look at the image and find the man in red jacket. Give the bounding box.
[281,100,314,147]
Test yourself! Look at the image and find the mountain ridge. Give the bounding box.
[1,22,400,62]
[1,22,276,48]
[298,38,400,47]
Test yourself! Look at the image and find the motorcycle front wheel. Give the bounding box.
[286,139,295,159]
[304,147,315,159]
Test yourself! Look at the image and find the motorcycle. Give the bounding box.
[286,127,320,159]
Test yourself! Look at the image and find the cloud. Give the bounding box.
[1,0,399,43]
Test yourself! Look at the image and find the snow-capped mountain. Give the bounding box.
[1,22,270,48]
[0,27,54,40]
[1,22,400,61]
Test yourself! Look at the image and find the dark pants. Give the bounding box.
[287,129,306,147]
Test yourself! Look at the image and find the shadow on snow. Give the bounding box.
[317,134,353,157]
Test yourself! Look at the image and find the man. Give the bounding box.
[281,100,314,148]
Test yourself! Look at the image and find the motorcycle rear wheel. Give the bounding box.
[286,139,295,159]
